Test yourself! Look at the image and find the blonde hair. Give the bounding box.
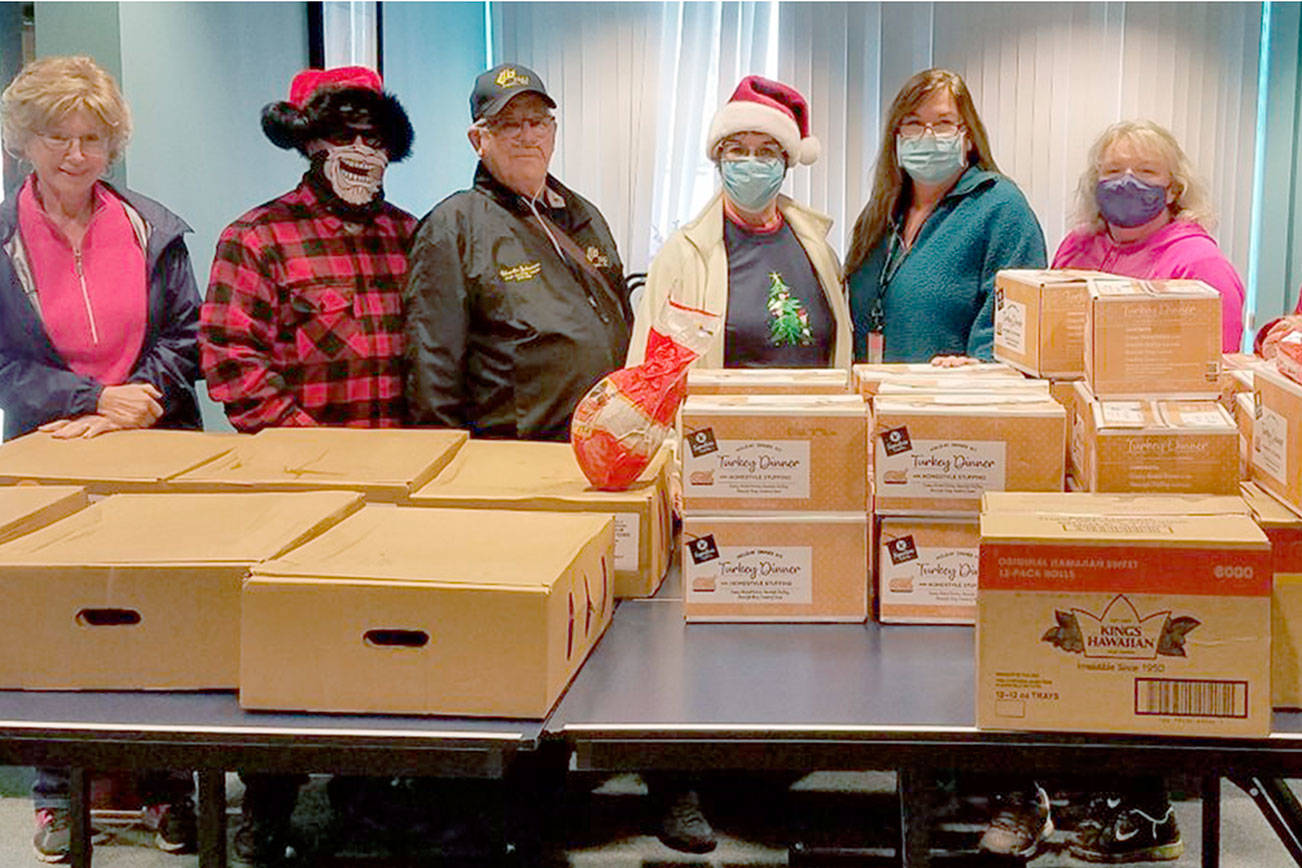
[1072,120,1214,232]
[845,69,1000,277]
[1,56,131,163]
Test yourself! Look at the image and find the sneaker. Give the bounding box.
[1069,802,1184,863]
[1074,793,1125,842]
[656,788,717,854]
[143,798,197,854]
[33,808,71,864]
[978,784,1054,859]
[233,810,294,866]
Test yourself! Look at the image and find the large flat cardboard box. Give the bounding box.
[1242,482,1302,709]
[167,428,468,502]
[683,513,867,622]
[0,486,88,544]
[993,269,1121,378]
[877,516,978,624]
[680,395,869,513]
[241,507,615,718]
[405,440,671,598]
[687,368,850,395]
[1252,367,1302,516]
[978,507,1271,737]
[0,431,233,494]
[1071,382,1238,495]
[0,491,363,690]
[873,395,1065,515]
[1084,279,1222,398]
[853,362,1024,398]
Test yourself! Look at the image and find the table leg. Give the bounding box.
[898,767,931,868]
[1233,776,1302,866]
[1201,775,1220,868]
[197,769,227,868]
[68,768,91,868]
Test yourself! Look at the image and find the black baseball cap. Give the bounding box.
[470,63,556,121]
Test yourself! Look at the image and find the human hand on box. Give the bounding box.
[96,382,164,429]
[930,354,981,368]
[39,414,123,439]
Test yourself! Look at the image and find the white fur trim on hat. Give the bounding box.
[706,101,820,166]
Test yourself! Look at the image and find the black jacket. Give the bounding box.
[0,182,202,440]
[404,164,631,441]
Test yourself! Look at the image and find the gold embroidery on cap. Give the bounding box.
[495,68,531,88]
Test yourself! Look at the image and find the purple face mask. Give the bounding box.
[1095,174,1168,228]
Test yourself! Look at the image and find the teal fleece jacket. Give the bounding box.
[847,167,1046,362]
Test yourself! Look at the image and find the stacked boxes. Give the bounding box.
[978,492,1271,737]
[993,269,1122,378]
[1241,482,1302,708]
[679,392,870,622]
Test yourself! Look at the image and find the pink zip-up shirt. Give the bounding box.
[17,177,147,384]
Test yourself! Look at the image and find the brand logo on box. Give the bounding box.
[881,426,912,456]
[1041,595,1200,660]
[688,534,719,564]
[687,428,718,458]
[887,535,918,565]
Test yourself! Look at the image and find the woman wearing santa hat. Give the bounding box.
[627,75,851,369]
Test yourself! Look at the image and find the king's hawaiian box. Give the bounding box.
[977,496,1271,737]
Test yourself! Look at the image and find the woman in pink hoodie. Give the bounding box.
[1053,120,1244,352]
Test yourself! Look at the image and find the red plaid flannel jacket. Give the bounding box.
[201,180,417,431]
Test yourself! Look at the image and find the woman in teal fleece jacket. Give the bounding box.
[845,69,1045,363]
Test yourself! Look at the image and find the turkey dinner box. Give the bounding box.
[0,491,362,690]
[0,486,88,544]
[683,513,868,622]
[168,428,468,503]
[978,494,1271,738]
[877,517,978,624]
[241,507,614,718]
[0,430,234,494]
[687,368,851,395]
[1252,367,1302,517]
[1070,382,1239,495]
[852,361,1024,398]
[1241,482,1302,709]
[1084,279,1222,399]
[993,269,1122,378]
[873,394,1065,515]
[680,395,869,513]
[405,440,671,598]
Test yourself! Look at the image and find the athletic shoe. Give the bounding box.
[33,808,71,864]
[232,809,294,866]
[143,797,197,854]
[656,787,717,854]
[1069,802,1184,863]
[977,784,1054,859]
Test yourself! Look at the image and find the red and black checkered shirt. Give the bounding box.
[201,179,417,432]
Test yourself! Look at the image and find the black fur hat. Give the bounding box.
[261,66,413,162]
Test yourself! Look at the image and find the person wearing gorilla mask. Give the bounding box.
[201,65,416,433]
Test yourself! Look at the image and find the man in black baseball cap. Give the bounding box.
[469,62,555,121]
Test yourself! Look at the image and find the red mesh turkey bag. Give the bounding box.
[1276,327,1302,386]
[571,301,720,490]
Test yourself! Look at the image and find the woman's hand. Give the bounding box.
[39,415,123,439]
[930,354,981,368]
[96,382,164,429]
[1261,316,1302,360]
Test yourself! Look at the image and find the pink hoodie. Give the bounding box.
[1052,219,1245,352]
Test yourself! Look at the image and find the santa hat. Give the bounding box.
[261,65,414,162]
[706,75,820,166]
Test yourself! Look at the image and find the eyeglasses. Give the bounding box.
[482,114,556,138]
[719,142,786,163]
[897,120,963,138]
[323,130,387,150]
[37,132,109,156]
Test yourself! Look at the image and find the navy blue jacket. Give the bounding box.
[0,183,202,440]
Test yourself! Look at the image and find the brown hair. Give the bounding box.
[844,68,999,277]
[1,56,131,163]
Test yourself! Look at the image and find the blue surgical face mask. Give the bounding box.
[1095,173,1169,228]
[896,132,967,185]
[720,157,786,213]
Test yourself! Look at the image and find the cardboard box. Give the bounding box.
[405,440,671,598]
[981,491,1250,518]
[873,379,1050,399]
[0,431,233,494]
[167,428,468,502]
[993,269,1118,378]
[1050,380,1078,476]
[872,396,1065,515]
[1071,382,1238,495]
[1241,482,1302,708]
[0,491,363,690]
[687,368,850,395]
[680,395,869,513]
[877,517,978,624]
[1252,367,1302,516]
[853,362,1024,398]
[241,507,615,718]
[978,507,1271,737]
[683,513,868,622]
[1084,279,1222,398]
[0,486,88,544]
